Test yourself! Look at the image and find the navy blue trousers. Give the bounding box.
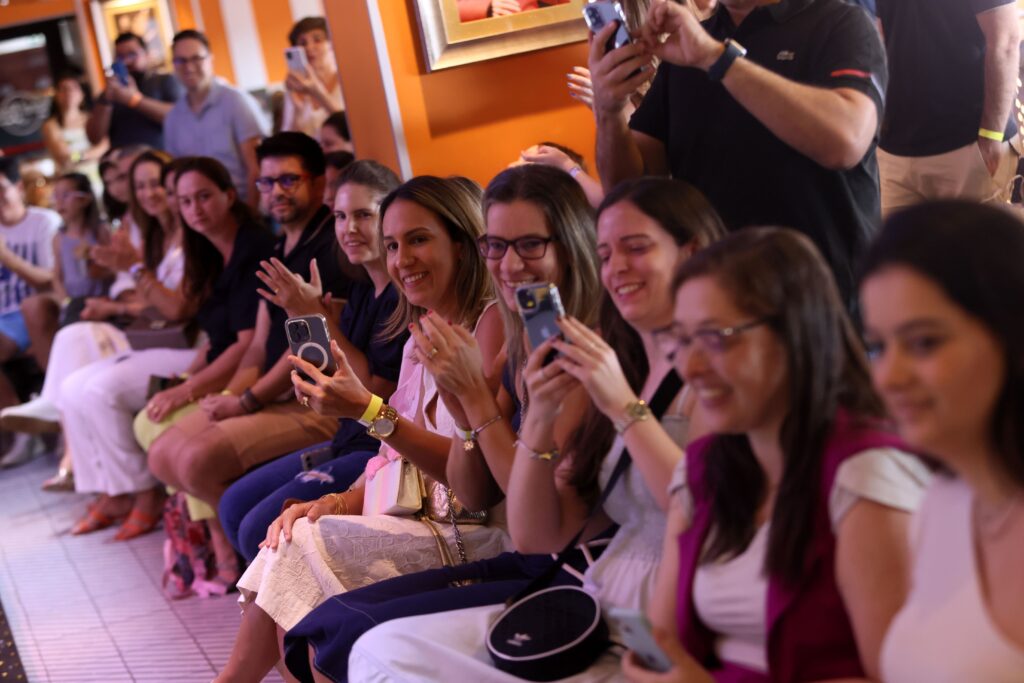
[218,444,376,562]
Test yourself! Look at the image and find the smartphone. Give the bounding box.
[516,283,565,364]
[582,1,633,53]
[284,46,310,75]
[111,60,130,86]
[285,314,337,382]
[607,608,673,673]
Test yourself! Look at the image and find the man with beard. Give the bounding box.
[145,132,350,581]
[85,32,181,150]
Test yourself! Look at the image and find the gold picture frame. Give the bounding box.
[413,0,588,72]
[92,0,174,70]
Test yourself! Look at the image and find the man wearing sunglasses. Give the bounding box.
[163,29,269,206]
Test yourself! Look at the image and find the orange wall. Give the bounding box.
[326,0,596,184]
[252,0,294,84]
[0,0,75,27]
[194,0,236,83]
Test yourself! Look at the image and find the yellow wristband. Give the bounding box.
[359,394,384,425]
[979,127,1004,142]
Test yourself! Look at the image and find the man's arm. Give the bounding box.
[0,241,53,290]
[976,2,1021,174]
[85,101,113,146]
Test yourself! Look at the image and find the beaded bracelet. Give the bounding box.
[515,439,559,462]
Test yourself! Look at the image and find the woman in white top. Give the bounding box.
[41,73,108,178]
[346,178,726,682]
[861,201,1024,682]
[282,17,345,138]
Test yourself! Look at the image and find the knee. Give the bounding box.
[20,295,56,323]
[176,441,221,493]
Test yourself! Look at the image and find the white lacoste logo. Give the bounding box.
[507,633,532,647]
[777,50,795,61]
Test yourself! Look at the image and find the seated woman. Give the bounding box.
[343,177,724,682]
[620,228,930,681]
[62,157,274,540]
[217,159,405,563]
[1,152,189,491]
[212,175,508,682]
[860,202,1024,680]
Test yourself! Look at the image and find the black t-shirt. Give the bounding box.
[195,220,276,364]
[630,0,887,306]
[877,0,1017,156]
[329,281,409,456]
[263,205,351,372]
[110,71,181,150]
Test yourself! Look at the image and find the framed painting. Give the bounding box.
[90,0,174,70]
[413,0,588,72]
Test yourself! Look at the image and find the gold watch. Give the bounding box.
[614,398,650,434]
[366,403,399,440]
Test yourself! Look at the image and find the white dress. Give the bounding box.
[237,334,511,631]
[348,366,690,682]
[880,476,1024,682]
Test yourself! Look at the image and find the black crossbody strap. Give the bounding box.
[507,369,684,605]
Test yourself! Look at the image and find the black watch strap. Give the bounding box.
[708,39,747,82]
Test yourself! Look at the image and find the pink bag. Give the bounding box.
[160,492,226,599]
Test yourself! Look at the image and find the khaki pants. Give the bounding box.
[879,139,1020,217]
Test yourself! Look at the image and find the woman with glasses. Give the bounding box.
[343,177,726,682]
[618,228,928,682]
[861,202,1024,681]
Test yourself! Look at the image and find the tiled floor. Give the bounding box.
[0,451,284,682]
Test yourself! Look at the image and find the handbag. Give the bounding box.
[486,370,684,681]
[361,457,424,516]
[125,307,197,351]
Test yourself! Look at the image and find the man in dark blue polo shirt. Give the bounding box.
[876,0,1020,213]
[592,0,886,308]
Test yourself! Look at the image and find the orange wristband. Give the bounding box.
[128,92,143,109]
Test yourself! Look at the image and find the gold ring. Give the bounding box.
[428,347,439,360]
[301,396,310,408]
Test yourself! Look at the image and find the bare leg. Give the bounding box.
[310,644,333,683]
[19,294,59,369]
[213,602,283,683]
[0,333,22,412]
[273,624,301,683]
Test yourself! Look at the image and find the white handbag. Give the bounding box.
[361,457,424,516]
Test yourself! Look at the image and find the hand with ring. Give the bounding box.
[256,257,326,318]
[550,316,637,418]
[290,340,372,419]
[409,312,492,426]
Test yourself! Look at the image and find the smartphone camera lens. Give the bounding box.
[289,320,311,343]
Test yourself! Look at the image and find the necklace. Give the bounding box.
[974,495,1021,540]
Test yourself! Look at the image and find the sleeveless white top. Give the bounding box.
[881,476,1024,682]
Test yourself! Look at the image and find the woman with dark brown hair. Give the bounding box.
[625,228,929,682]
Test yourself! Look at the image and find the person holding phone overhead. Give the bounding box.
[281,17,345,138]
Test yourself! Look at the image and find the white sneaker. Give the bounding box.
[0,432,39,469]
[0,396,60,434]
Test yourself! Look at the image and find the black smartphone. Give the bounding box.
[516,283,565,364]
[285,314,337,382]
[582,0,633,53]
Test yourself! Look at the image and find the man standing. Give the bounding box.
[876,0,1020,213]
[593,0,886,308]
[0,158,60,467]
[85,32,181,150]
[163,30,268,205]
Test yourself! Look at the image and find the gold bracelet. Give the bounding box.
[515,439,559,462]
[461,414,502,451]
[328,493,349,515]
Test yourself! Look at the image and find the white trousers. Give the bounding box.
[879,140,1020,218]
[39,321,130,405]
[60,347,194,496]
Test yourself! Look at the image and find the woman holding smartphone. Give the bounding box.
[623,228,928,682]
[861,202,1024,681]
[213,176,508,683]
[343,177,724,682]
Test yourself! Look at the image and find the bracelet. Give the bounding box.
[515,439,559,462]
[240,388,263,414]
[359,394,384,426]
[460,414,503,451]
[128,92,143,108]
[613,398,651,435]
[979,127,1004,142]
[454,424,473,443]
[326,493,349,515]
[567,165,582,179]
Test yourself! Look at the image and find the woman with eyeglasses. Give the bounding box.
[861,202,1024,681]
[617,228,929,683]
[343,177,725,682]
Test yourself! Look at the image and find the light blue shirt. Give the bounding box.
[163,78,269,200]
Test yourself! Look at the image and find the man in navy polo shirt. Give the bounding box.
[591,0,886,308]
[876,0,1020,213]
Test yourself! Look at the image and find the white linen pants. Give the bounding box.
[39,321,130,405]
[60,347,194,496]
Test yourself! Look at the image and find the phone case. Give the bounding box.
[515,283,565,353]
[111,61,130,86]
[607,608,673,673]
[582,1,632,52]
[284,46,309,74]
[285,314,337,381]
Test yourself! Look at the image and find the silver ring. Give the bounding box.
[428,347,439,360]
[301,396,310,408]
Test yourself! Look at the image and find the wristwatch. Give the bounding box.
[366,403,399,440]
[708,39,747,82]
[613,399,651,434]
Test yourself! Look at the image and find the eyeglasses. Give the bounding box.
[255,173,309,193]
[653,316,774,359]
[477,235,555,260]
[172,54,209,67]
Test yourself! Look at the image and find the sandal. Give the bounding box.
[71,500,119,535]
[42,467,75,493]
[113,508,162,541]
